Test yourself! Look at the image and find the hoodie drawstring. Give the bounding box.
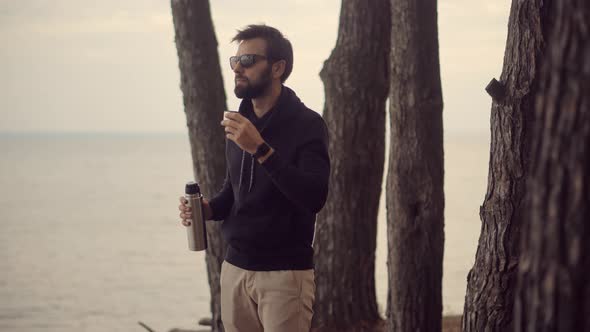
[238,150,256,194]
[238,150,246,193]
[248,156,255,192]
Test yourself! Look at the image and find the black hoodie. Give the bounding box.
[208,86,330,271]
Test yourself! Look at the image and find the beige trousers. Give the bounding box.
[220,260,315,332]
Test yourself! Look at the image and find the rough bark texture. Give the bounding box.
[462,1,551,331]
[312,1,390,331]
[386,0,444,331]
[171,1,227,331]
[514,1,590,331]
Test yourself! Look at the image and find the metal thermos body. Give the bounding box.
[185,181,207,251]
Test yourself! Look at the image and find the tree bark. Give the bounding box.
[462,1,551,331]
[514,1,590,330]
[171,1,227,331]
[312,0,390,331]
[386,0,444,330]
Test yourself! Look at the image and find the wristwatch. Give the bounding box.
[252,142,271,159]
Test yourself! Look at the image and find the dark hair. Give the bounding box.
[232,24,293,83]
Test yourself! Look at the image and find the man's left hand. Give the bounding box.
[221,112,264,154]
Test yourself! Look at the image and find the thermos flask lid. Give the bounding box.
[185,181,201,195]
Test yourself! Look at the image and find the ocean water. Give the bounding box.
[0,132,489,331]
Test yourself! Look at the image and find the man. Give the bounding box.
[178,24,330,332]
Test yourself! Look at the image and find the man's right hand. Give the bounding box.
[178,196,213,227]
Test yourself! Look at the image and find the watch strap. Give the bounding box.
[252,142,271,159]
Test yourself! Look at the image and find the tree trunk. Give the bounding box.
[312,1,390,331]
[386,0,444,330]
[514,1,590,330]
[461,1,550,331]
[171,1,227,331]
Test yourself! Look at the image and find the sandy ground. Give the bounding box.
[160,315,463,332]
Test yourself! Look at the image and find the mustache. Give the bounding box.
[235,75,248,81]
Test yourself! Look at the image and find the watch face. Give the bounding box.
[255,142,270,157]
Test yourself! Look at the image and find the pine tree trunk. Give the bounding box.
[312,0,390,331]
[514,1,590,330]
[171,1,227,331]
[462,1,550,331]
[386,0,444,330]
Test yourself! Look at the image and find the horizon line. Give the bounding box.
[0,129,491,137]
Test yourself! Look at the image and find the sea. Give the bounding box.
[0,132,489,331]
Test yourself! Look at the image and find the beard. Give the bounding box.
[234,65,272,99]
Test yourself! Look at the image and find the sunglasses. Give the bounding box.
[229,54,268,70]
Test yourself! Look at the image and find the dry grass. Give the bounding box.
[310,315,462,332]
[443,315,462,332]
[161,314,464,332]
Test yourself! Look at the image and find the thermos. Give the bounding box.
[185,181,207,251]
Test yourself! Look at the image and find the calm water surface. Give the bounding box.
[0,133,489,331]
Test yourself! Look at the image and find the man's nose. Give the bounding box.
[233,61,243,73]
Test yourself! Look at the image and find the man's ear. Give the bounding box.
[272,60,286,80]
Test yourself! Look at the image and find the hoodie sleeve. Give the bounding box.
[208,168,234,221]
[259,116,330,213]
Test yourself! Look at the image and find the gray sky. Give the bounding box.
[0,0,510,134]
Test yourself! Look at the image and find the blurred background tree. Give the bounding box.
[462,0,550,330]
[515,0,590,330]
[386,0,445,330]
[313,0,390,331]
[171,1,227,330]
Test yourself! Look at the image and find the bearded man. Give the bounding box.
[178,24,330,332]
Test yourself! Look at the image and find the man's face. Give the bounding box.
[233,38,273,99]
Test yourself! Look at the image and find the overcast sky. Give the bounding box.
[0,1,511,134]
